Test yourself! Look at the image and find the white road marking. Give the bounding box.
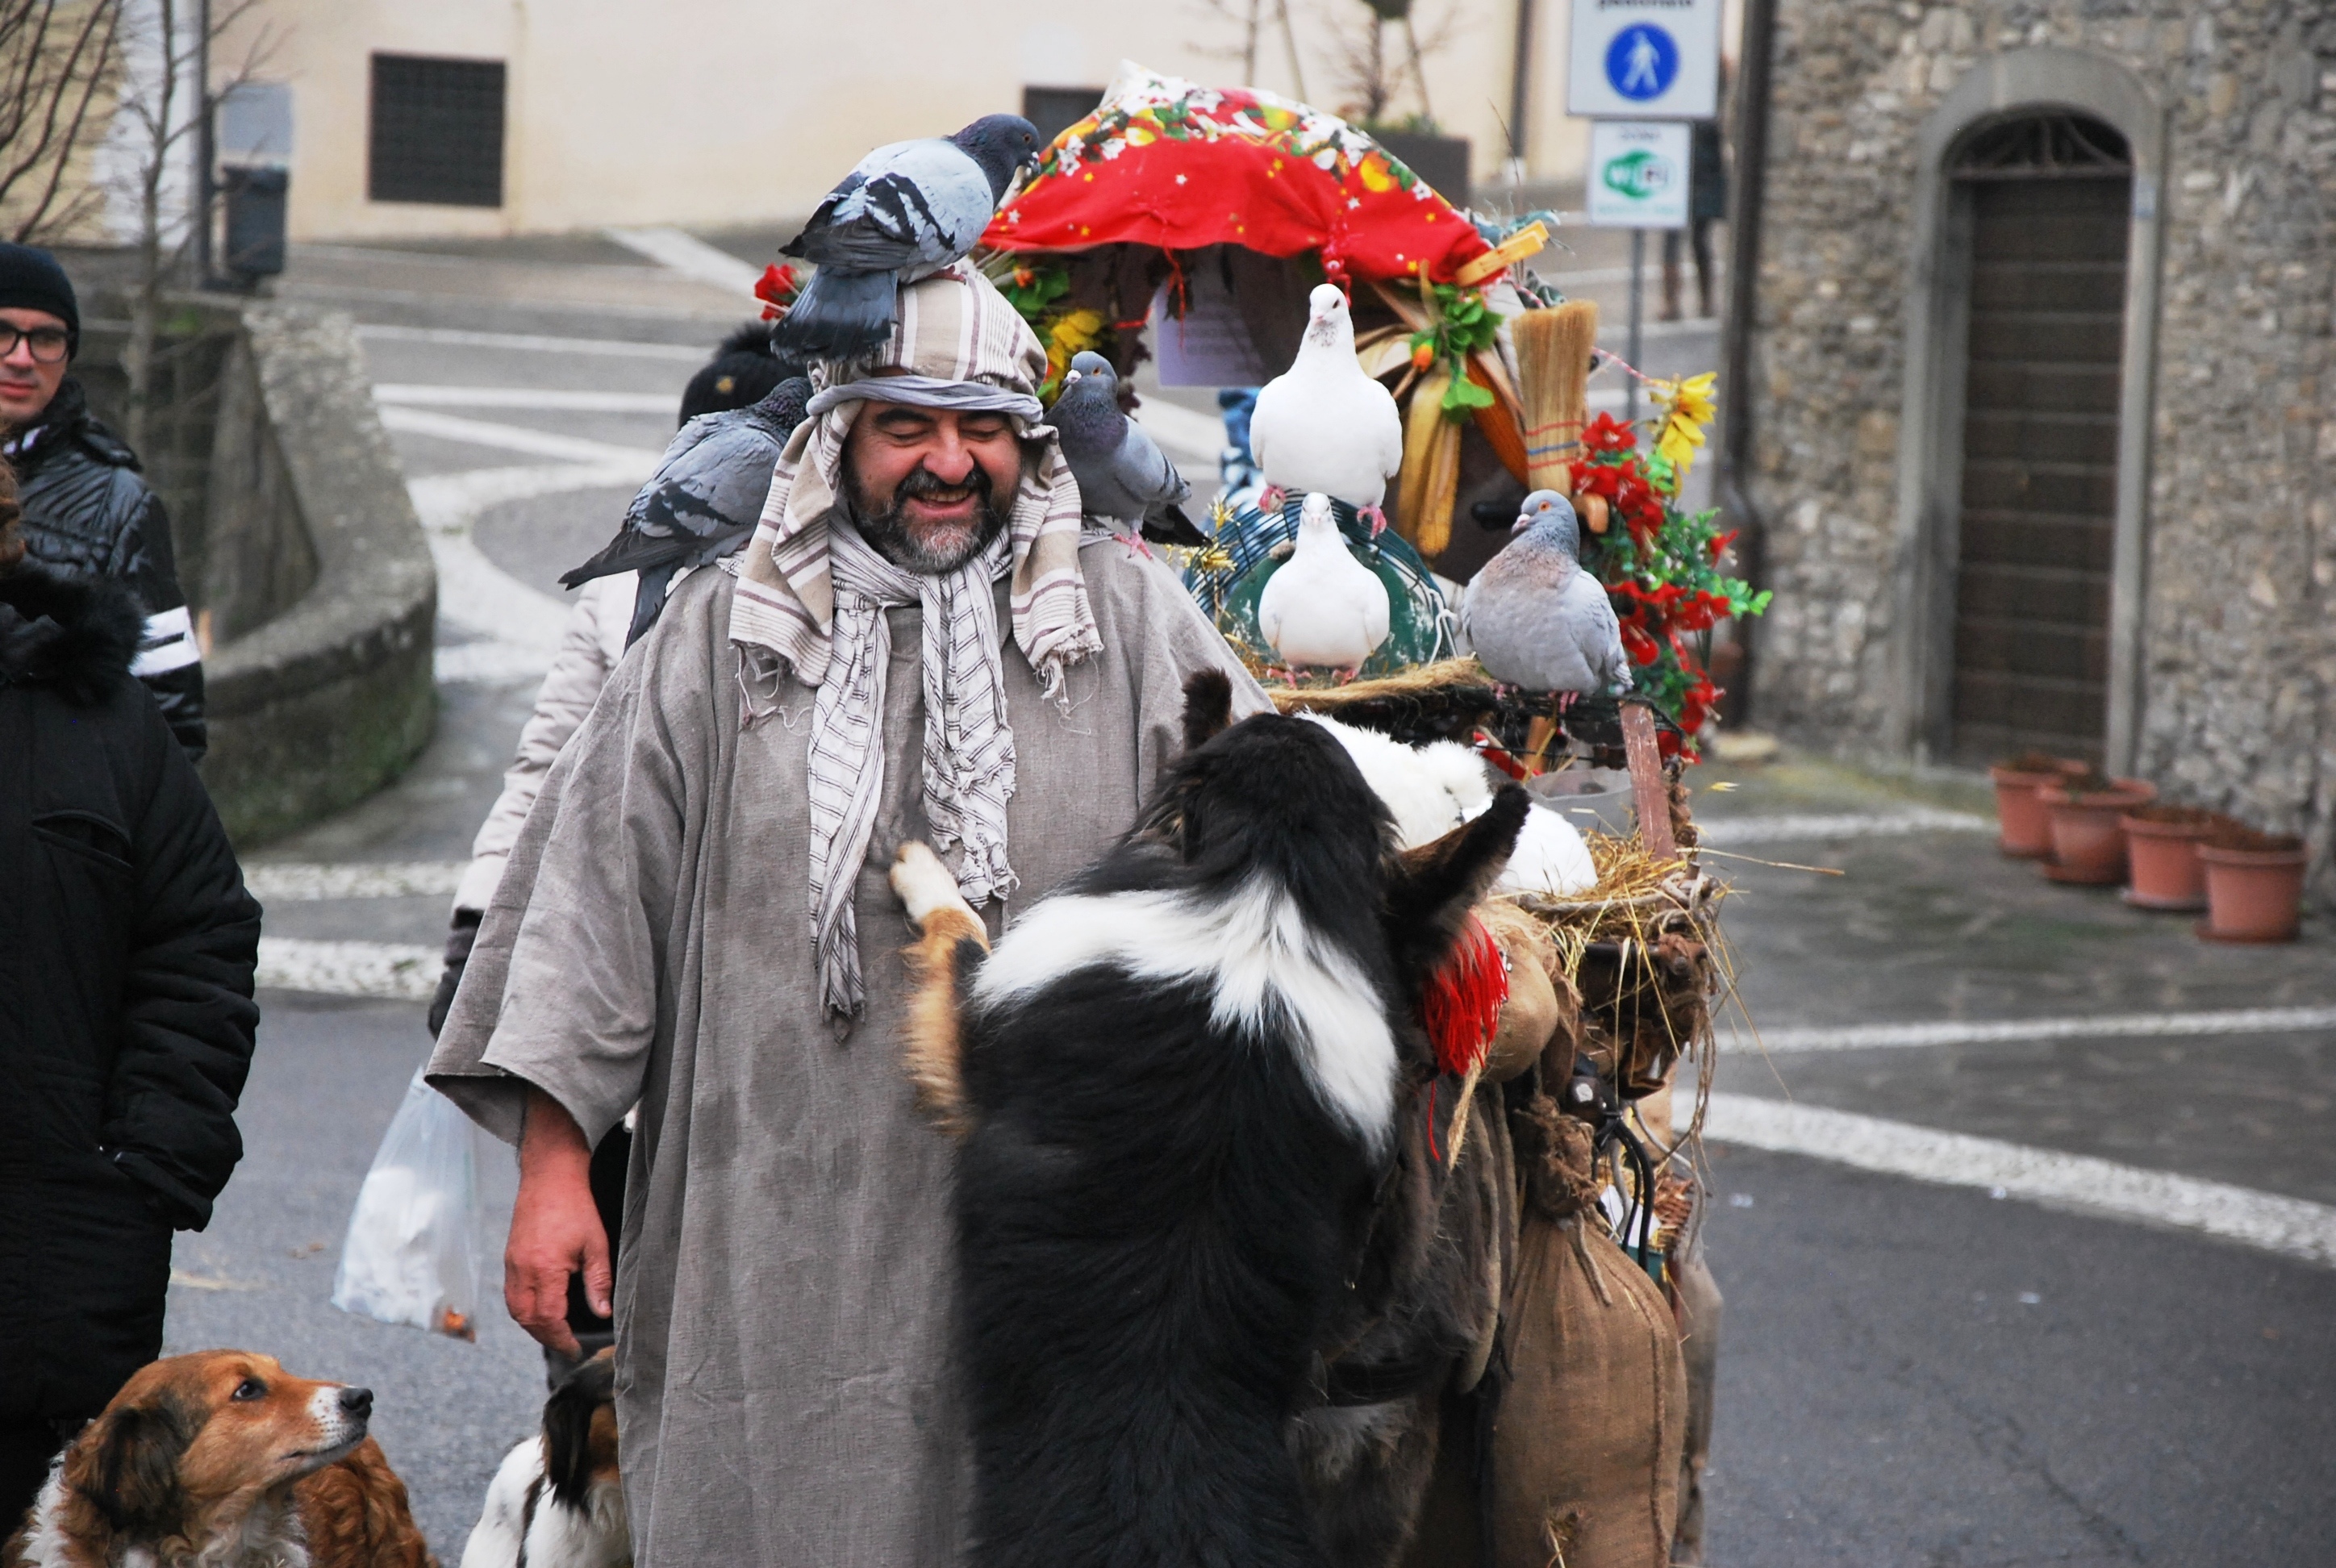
[246,862,467,901]
[405,461,656,682]
[603,224,766,294]
[1745,1005,2336,1054]
[378,405,668,466]
[376,384,678,414]
[1128,397,1228,466]
[257,937,440,1000]
[1705,1092,2336,1268]
[355,323,709,361]
[1698,809,1992,845]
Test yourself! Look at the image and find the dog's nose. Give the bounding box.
[338,1387,373,1419]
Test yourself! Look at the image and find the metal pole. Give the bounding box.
[193,0,213,285]
[1625,227,1645,426]
[1720,0,1779,722]
[1506,0,1535,169]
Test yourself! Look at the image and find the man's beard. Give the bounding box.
[845,462,1008,575]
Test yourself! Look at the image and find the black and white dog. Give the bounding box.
[891,670,1528,1567]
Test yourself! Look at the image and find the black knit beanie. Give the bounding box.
[0,243,80,353]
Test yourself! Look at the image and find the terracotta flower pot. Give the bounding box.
[2197,836,2307,944]
[2121,807,2213,911]
[2038,779,2156,885]
[1989,757,2088,858]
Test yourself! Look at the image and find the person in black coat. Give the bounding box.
[0,464,260,1531]
[0,244,206,758]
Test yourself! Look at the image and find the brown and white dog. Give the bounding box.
[459,1350,626,1568]
[4,1350,434,1568]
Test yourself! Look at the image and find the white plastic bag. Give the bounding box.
[332,1063,482,1339]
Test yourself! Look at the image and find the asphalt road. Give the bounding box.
[177,228,2336,1565]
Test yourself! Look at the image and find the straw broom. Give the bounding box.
[1515,300,1600,494]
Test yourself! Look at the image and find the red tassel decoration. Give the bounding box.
[1421,914,1509,1079]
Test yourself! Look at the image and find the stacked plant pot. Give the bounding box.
[2035,773,2156,885]
[2196,824,2308,944]
[1988,753,2090,859]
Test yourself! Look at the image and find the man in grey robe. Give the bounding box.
[429,262,1267,1563]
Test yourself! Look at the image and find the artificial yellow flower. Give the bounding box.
[1039,308,1107,398]
[1652,371,1718,477]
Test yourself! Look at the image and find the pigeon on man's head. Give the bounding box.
[1257,490,1391,679]
[1461,490,1630,697]
[560,375,812,647]
[1049,351,1204,547]
[1249,283,1404,516]
[773,115,1042,359]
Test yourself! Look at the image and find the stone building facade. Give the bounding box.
[1736,1,2335,879]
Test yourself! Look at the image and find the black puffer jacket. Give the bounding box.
[9,378,206,758]
[0,564,260,1422]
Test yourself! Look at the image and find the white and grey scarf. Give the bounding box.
[807,518,1018,1021]
[732,263,1103,1022]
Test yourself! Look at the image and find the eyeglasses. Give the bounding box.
[0,324,72,364]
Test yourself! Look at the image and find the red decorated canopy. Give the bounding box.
[982,67,1491,286]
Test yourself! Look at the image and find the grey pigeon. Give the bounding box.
[561,377,811,646]
[1461,490,1631,696]
[774,115,1041,358]
[1051,352,1204,546]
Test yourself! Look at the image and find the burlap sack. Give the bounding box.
[1488,1215,1687,1568]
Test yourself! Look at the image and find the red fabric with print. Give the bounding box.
[983,69,1491,286]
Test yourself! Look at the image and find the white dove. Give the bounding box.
[1250,283,1404,522]
[1257,491,1391,679]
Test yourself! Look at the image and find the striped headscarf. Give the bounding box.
[730,262,1101,1021]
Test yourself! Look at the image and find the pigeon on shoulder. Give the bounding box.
[1050,352,1204,546]
[1462,490,1630,696]
[1249,284,1404,518]
[560,376,812,647]
[774,115,1041,359]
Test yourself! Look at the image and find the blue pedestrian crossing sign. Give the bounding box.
[1569,0,1721,119]
[1606,24,1679,102]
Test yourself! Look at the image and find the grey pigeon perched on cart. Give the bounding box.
[1462,490,1630,696]
[561,376,812,647]
[1050,351,1205,546]
[773,115,1043,358]
[1249,283,1404,515]
[1258,490,1391,678]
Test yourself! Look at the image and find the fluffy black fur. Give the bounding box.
[541,1351,615,1512]
[948,682,1526,1567]
[86,1395,198,1534]
[0,562,144,704]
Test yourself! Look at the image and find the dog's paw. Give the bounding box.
[891,841,970,926]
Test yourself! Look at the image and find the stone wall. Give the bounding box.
[1741,0,2336,883]
[78,299,436,842]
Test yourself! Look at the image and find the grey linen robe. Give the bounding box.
[429,536,1267,1564]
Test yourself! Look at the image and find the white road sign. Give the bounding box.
[1587,121,1691,228]
[1568,0,1723,120]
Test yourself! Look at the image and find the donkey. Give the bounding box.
[889,669,1529,1568]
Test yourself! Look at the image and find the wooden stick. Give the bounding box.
[1621,704,1676,861]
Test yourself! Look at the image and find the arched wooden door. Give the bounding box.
[1947,114,2131,765]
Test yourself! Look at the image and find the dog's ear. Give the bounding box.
[81,1400,193,1535]
[1180,669,1234,754]
[542,1353,616,1512]
[1383,785,1529,982]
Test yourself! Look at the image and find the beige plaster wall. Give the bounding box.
[222,1,1599,242]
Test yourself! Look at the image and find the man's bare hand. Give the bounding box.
[505,1087,610,1357]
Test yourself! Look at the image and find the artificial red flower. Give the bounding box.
[754,263,801,321]
[1581,411,1636,455]
[1621,623,1661,666]
[1707,528,1740,565]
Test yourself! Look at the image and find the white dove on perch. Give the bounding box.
[1257,491,1391,681]
[1251,283,1404,527]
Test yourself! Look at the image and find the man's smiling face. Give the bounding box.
[841,402,1022,574]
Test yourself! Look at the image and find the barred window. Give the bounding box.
[368,54,506,206]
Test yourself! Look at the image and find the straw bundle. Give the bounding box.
[1514,300,1600,491]
[1398,370,1463,557]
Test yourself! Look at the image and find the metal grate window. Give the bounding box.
[369,54,506,207]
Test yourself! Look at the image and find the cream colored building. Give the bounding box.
[215,1,1598,242]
